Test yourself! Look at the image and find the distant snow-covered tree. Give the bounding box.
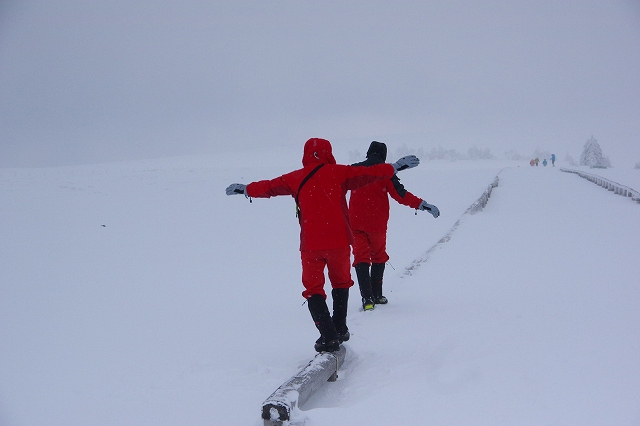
[426,145,464,161]
[532,149,551,162]
[504,150,526,161]
[564,153,577,166]
[467,146,494,160]
[394,143,410,158]
[580,136,611,168]
[347,150,362,163]
[391,144,426,161]
[393,145,496,161]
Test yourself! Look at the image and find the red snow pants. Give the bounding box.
[352,229,390,266]
[300,246,354,299]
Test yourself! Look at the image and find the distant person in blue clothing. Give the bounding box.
[551,153,556,166]
[543,159,548,166]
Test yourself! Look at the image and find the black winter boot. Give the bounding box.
[371,262,388,304]
[331,288,350,343]
[307,295,340,352]
[354,262,375,311]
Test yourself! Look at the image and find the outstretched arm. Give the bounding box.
[387,177,440,218]
[226,175,294,199]
[246,176,294,198]
[345,162,401,191]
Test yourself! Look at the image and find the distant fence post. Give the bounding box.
[262,346,347,425]
[560,168,640,204]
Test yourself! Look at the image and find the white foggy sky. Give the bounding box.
[1,0,639,167]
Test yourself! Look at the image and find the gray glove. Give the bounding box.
[225,183,247,196]
[392,155,420,172]
[419,201,440,218]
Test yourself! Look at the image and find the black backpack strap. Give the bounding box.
[295,164,324,219]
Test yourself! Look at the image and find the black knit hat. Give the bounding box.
[366,141,387,162]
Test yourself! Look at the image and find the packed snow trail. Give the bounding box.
[305,166,640,426]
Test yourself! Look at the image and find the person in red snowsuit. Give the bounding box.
[226,138,420,352]
[349,141,440,310]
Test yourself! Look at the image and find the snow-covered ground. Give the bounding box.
[1,152,639,425]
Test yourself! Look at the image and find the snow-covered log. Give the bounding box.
[560,168,640,203]
[262,346,346,425]
[403,172,502,277]
[465,175,500,214]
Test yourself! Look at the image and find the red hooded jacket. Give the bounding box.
[246,138,395,251]
[349,144,422,233]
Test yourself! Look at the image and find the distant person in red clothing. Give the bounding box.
[349,141,440,310]
[226,138,420,352]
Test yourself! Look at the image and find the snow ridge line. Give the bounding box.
[560,168,640,203]
[402,173,501,277]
